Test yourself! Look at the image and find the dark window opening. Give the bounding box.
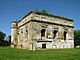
[41,29,45,37]
[18,32,19,35]
[26,29,28,33]
[53,30,57,39]
[64,31,67,40]
[21,44,23,49]
[42,44,46,49]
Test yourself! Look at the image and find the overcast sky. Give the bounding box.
[0,0,80,37]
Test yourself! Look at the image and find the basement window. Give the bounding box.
[42,44,46,49]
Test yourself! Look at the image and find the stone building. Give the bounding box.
[11,11,74,50]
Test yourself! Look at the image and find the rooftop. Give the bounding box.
[18,11,73,22]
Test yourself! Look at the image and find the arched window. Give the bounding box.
[53,30,57,39]
[41,29,45,37]
[64,31,67,40]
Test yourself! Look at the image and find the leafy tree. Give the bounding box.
[0,31,6,45]
[74,30,80,46]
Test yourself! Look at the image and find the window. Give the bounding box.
[42,44,46,49]
[64,31,67,40]
[41,29,45,37]
[26,29,28,32]
[53,30,57,39]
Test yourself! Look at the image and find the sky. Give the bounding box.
[0,0,80,37]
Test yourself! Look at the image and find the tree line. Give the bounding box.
[0,30,80,47]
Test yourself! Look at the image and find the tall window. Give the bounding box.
[41,29,45,37]
[64,31,67,40]
[53,30,57,39]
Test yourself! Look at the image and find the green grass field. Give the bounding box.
[0,47,80,60]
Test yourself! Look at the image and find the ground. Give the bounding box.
[0,46,80,60]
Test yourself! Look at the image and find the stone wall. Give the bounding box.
[31,21,74,50]
[11,12,74,50]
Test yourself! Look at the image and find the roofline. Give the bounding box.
[18,11,73,22]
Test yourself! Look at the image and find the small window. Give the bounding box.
[42,44,46,49]
[26,29,28,32]
[18,32,19,35]
[21,44,23,49]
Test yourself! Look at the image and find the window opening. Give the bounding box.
[53,30,57,39]
[41,29,45,37]
[64,31,67,40]
[42,44,46,48]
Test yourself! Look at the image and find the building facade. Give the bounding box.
[11,11,74,50]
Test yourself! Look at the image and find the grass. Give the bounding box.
[0,47,80,60]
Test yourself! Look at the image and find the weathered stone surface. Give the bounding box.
[11,11,74,50]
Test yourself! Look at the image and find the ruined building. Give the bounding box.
[11,11,74,50]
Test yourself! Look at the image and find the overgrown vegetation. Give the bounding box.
[20,9,73,22]
[0,47,80,60]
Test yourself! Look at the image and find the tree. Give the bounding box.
[7,35,11,46]
[40,9,48,14]
[74,30,80,46]
[4,35,11,46]
[0,31,6,45]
